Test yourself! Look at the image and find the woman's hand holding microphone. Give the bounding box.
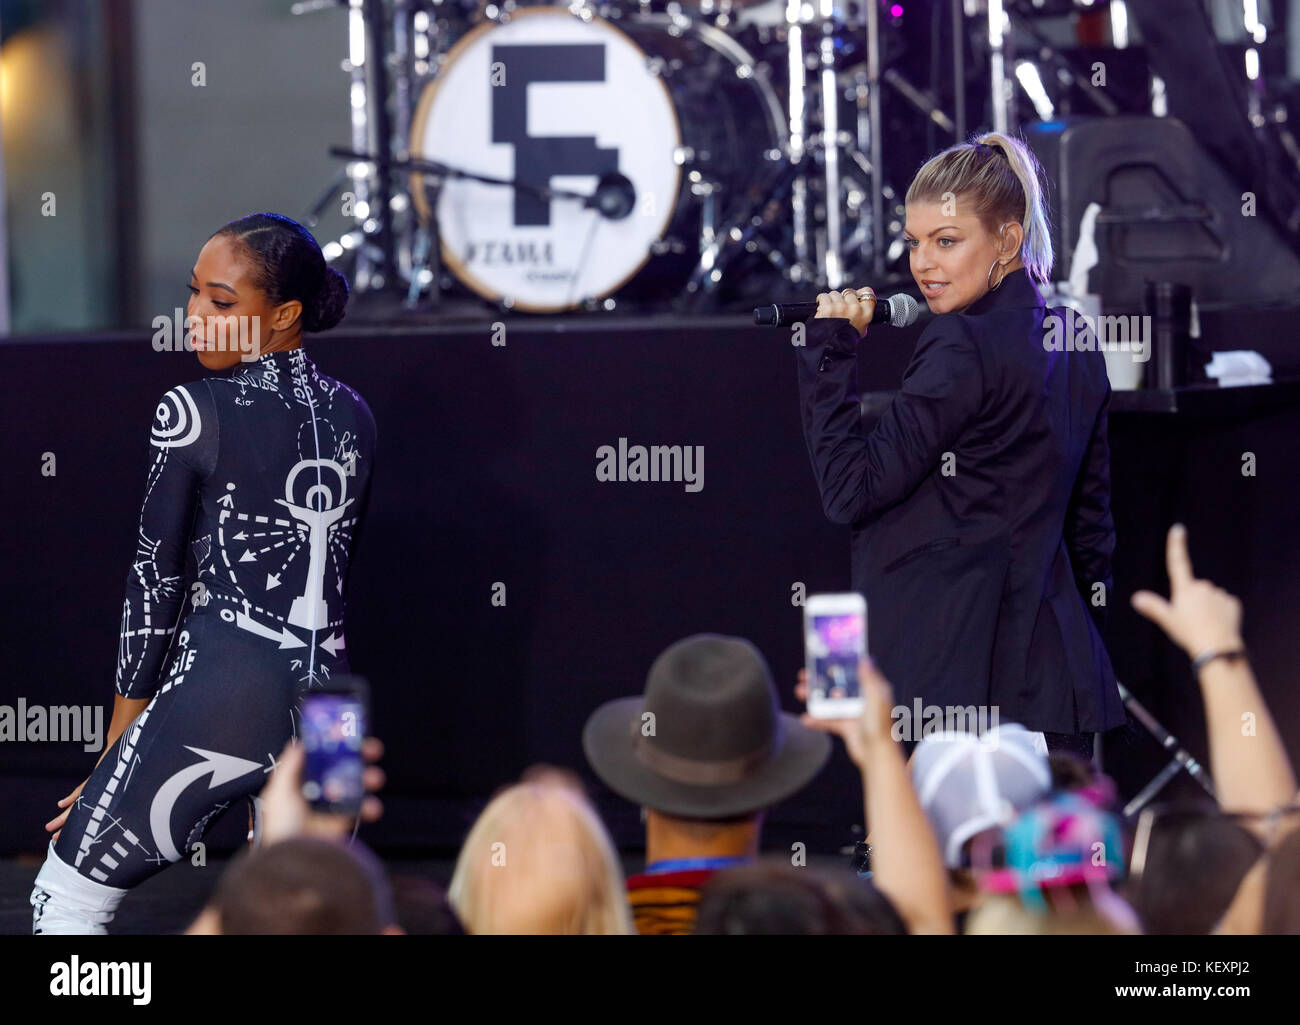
[814,287,877,339]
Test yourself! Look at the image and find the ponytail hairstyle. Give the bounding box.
[212,212,349,332]
[904,132,1054,286]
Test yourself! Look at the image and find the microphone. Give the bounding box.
[584,172,636,220]
[753,292,921,329]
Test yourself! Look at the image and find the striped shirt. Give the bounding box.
[626,868,718,935]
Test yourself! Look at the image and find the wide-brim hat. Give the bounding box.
[583,634,831,820]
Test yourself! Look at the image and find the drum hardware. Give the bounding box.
[293,0,401,295]
[1001,3,1120,119]
[815,2,846,288]
[391,0,419,291]
[882,68,955,134]
[860,0,883,276]
[329,142,642,307]
[305,0,973,311]
[406,222,435,308]
[769,0,892,285]
[835,0,970,274]
[987,0,1010,134]
[678,153,800,308]
[330,148,639,218]
[404,7,790,311]
[722,0,903,283]
[950,0,965,143]
[357,0,399,290]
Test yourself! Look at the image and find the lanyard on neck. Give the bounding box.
[644,855,751,875]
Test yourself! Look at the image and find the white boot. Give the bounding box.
[30,840,130,934]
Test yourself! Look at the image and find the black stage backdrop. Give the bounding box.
[3,316,1299,857]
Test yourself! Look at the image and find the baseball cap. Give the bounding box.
[980,790,1127,907]
[910,723,1053,868]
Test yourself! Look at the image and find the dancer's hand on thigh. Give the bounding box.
[46,777,89,844]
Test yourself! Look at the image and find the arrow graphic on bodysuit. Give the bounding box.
[236,602,306,648]
[149,746,264,863]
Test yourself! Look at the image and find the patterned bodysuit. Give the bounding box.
[32,346,375,928]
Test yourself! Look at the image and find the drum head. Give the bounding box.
[410,9,683,311]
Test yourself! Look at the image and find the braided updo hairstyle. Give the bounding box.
[212,212,349,332]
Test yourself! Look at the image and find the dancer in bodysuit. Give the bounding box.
[30,212,376,933]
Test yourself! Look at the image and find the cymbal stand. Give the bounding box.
[391,0,418,294]
[815,0,844,288]
[772,1,884,283]
[862,0,883,275]
[294,0,400,294]
[987,0,1012,134]
[784,0,813,285]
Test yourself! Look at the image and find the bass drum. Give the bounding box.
[409,7,787,311]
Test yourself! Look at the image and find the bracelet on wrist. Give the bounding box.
[850,841,873,876]
[1190,647,1248,675]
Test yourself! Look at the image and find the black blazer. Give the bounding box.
[796,268,1125,734]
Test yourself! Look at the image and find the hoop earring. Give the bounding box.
[987,259,1006,292]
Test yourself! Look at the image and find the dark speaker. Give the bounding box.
[1022,116,1300,314]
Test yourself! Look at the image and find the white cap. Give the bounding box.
[909,723,1052,868]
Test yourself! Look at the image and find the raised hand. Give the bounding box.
[259,736,385,846]
[796,657,896,767]
[1130,524,1244,659]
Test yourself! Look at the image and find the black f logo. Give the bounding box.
[491,44,620,227]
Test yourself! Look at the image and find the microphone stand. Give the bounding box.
[330,147,636,212]
[1116,680,1216,819]
[328,147,638,310]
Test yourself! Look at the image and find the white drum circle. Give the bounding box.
[410,8,784,311]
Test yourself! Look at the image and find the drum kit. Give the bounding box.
[298,0,973,314]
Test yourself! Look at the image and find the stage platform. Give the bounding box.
[4,311,1300,864]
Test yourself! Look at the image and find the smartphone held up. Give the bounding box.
[804,593,867,719]
[299,675,369,817]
